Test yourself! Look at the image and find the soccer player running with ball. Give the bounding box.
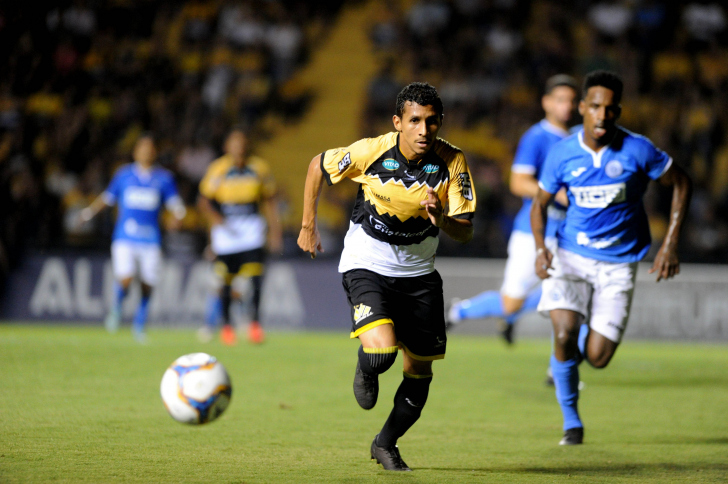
[79,133,187,343]
[197,128,282,345]
[532,71,692,445]
[446,74,578,347]
[298,83,476,471]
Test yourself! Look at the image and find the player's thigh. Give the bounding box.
[501,231,542,299]
[538,248,593,319]
[111,241,136,280]
[393,271,447,363]
[589,261,638,346]
[137,244,162,286]
[342,269,395,345]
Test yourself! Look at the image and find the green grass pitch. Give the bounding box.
[1,325,727,483]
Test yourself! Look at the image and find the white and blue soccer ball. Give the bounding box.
[160,353,232,424]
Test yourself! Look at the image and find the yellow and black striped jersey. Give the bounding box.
[320,132,476,277]
[199,154,275,255]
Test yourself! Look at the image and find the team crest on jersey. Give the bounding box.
[422,164,439,174]
[338,152,352,173]
[353,304,372,323]
[605,160,624,178]
[382,159,399,170]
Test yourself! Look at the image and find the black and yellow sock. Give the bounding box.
[376,372,433,447]
[358,345,398,375]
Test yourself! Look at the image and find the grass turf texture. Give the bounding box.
[1,326,727,483]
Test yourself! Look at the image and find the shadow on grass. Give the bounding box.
[418,462,728,476]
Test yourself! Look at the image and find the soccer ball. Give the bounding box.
[160,353,232,424]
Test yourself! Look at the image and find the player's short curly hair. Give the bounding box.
[395,82,443,118]
[582,70,623,104]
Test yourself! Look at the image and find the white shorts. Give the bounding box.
[538,247,638,343]
[500,231,557,299]
[111,240,162,286]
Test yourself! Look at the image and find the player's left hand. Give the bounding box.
[420,188,444,227]
[648,244,680,282]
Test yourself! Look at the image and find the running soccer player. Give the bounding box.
[446,74,577,345]
[532,70,692,445]
[79,133,186,342]
[298,82,476,471]
[197,128,282,345]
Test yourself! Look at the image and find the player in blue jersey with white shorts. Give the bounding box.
[446,75,577,345]
[532,71,692,445]
[80,133,186,342]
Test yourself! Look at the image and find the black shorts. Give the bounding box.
[214,248,265,284]
[342,269,446,361]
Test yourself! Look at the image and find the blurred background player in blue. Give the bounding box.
[197,128,282,346]
[532,70,692,445]
[446,75,578,345]
[79,133,186,342]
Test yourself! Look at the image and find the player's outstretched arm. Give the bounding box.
[197,195,224,227]
[531,187,555,279]
[297,155,325,259]
[263,196,283,255]
[78,194,110,226]
[649,164,692,282]
[420,187,473,243]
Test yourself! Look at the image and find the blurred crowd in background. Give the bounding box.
[1,0,727,292]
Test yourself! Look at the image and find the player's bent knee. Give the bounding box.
[359,345,398,375]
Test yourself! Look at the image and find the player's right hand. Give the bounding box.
[297,225,323,259]
[535,247,553,279]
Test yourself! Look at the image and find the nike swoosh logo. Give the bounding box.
[405,398,423,408]
[571,167,587,177]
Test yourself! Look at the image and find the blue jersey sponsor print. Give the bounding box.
[538,127,672,262]
[103,164,181,245]
[511,120,568,237]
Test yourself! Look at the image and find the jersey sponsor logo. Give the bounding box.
[382,159,399,170]
[123,186,160,210]
[338,152,352,173]
[368,215,432,238]
[605,160,624,178]
[422,164,439,174]
[459,173,473,201]
[570,182,626,208]
[353,303,372,323]
[372,191,391,203]
[571,167,587,177]
[576,231,621,249]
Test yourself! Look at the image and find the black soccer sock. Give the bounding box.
[251,275,262,322]
[377,372,433,447]
[358,345,398,375]
[221,285,232,326]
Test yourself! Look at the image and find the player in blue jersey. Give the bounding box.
[79,133,187,342]
[532,71,692,445]
[446,75,577,346]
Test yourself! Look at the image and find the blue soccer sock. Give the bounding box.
[550,354,583,431]
[133,294,151,333]
[205,294,222,328]
[113,283,128,314]
[458,291,505,321]
[577,323,590,361]
[504,287,543,325]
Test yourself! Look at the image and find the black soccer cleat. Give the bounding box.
[353,361,378,410]
[559,427,584,445]
[499,320,515,345]
[370,435,411,471]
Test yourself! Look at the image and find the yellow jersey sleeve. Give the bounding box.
[249,157,277,199]
[199,157,227,200]
[446,151,476,220]
[320,133,396,185]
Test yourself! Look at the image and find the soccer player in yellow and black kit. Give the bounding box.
[298,83,476,471]
[198,128,282,345]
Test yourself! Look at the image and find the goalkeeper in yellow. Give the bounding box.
[298,83,476,471]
